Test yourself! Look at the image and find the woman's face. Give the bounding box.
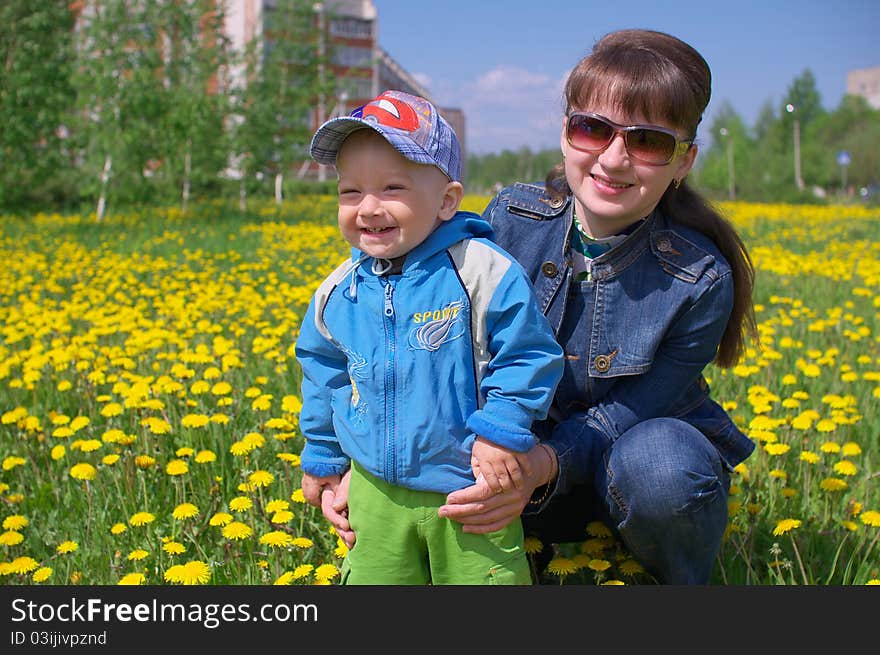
[561,104,697,239]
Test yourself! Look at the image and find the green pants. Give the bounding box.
[342,461,531,585]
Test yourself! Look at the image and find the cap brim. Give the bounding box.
[308,117,376,166]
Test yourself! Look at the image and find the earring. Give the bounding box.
[672,178,681,189]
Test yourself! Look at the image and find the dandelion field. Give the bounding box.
[1,197,879,585]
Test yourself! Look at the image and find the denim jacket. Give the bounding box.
[482,183,755,502]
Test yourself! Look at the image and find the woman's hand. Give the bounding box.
[321,468,354,548]
[439,443,557,534]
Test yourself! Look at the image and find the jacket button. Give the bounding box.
[548,197,564,208]
[594,354,611,372]
[656,237,672,252]
[541,261,558,277]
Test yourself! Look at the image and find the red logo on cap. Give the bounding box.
[362,92,419,131]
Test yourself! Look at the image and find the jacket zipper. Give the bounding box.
[382,279,396,484]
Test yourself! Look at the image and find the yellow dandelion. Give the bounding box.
[867,580,880,585]
[799,451,820,464]
[587,558,611,572]
[264,499,290,513]
[248,470,274,487]
[32,567,53,583]
[271,510,294,524]
[162,541,186,555]
[292,537,314,549]
[3,455,27,471]
[772,518,802,536]
[781,487,797,499]
[251,394,273,411]
[274,571,295,585]
[601,580,625,585]
[194,449,216,464]
[172,503,199,520]
[524,537,544,555]
[259,531,294,548]
[841,442,862,457]
[293,564,314,580]
[764,443,790,456]
[581,538,609,555]
[228,496,252,513]
[101,402,124,417]
[860,511,880,527]
[110,523,127,535]
[833,460,858,476]
[277,452,301,464]
[118,572,146,585]
[127,549,149,561]
[816,419,837,433]
[769,469,788,480]
[281,395,302,413]
[820,478,848,492]
[164,560,211,585]
[291,488,307,504]
[52,426,74,438]
[265,418,294,430]
[820,442,841,454]
[314,563,340,582]
[2,515,28,531]
[229,441,252,457]
[181,414,210,428]
[209,512,233,527]
[0,531,24,546]
[51,445,66,460]
[585,521,613,538]
[69,463,97,481]
[618,559,645,576]
[102,454,120,466]
[129,512,156,527]
[547,557,578,576]
[56,541,79,554]
[222,521,253,540]
[840,520,859,532]
[165,459,189,476]
[134,455,156,469]
[334,539,349,559]
[8,556,39,574]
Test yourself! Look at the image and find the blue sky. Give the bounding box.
[371,0,880,155]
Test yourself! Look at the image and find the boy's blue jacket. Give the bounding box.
[296,210,563,493]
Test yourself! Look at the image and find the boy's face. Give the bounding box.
[335,130,461,260]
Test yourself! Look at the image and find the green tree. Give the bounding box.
[806,94,880,194]
[696,101,750,200]
[70,0,166,218]
[151,0,234,211]
[0,2,76,211]
[232,0,332,208]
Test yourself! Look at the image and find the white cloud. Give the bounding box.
[431,66,569,155]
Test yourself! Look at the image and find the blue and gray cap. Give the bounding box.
[309,89,462,182]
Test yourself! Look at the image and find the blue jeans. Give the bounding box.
[525,417,730,584]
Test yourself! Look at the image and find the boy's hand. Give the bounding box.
[301,472,342,508]
[471,436,532,494]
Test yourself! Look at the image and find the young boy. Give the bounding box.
[295,90,563,584]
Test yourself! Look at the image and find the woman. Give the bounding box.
[318,28,757,584]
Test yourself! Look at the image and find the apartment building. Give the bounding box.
[225,0,466,180]
[846,65,880,110]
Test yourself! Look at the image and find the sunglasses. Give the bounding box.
[566,112,693,165]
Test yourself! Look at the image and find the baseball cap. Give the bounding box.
[309,90,462,182]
